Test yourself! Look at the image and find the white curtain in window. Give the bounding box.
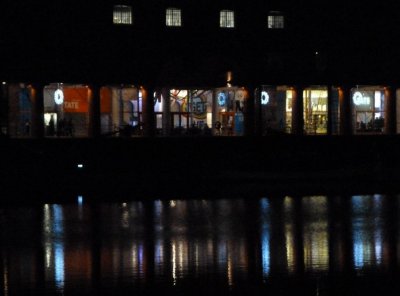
[220,10,235,28]
[166,8,182,26]
[113,5,132,24]
[268,15,284,29]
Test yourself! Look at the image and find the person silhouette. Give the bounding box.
[48,115,55,136]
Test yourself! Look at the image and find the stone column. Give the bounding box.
[161,88,171,136]
[0,82,9,136]
[384,86,397,135]
[30,83,45,138]
[291,85,304,135]
[338,85,352,135]
[142,86,155,137]
[244,86,255,136]
[254,87,262,136]
[327,85,334,135]
[212,89,218,136]
[88,84,101,138]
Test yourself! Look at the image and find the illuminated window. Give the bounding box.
[166,8,182,27]
[268,11,284,29]
[220,10,235,28]
[113,5,132,25]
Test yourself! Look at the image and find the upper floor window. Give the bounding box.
[113,5,132,25]
[268,11,284,29]
[220,10,235,28]
[166,8,182,27]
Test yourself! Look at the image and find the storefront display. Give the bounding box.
[259,86,286,134]
[44,84,111,137]
[3,83,397,138]
[303,88,328,134]
[215,87,245,136]
[352,87,384,134]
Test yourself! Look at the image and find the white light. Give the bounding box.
[77,164,83,168]
[261,91,269,105]
[353,91,371,106]
[1,81,6,85]
[54,89,64,105]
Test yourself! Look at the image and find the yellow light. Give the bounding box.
[227,71,232,83]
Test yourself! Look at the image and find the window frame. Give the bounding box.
[220,10,235,28]
[113,5,133,25]
[268,11,284,29]
[166,8,182,27]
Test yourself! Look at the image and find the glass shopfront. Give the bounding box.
[110,86,142,136]
[5,83,397,138]
[303,88,328,134]
[7,84,32,137]
[215,87,245,136]
[170,89,213,135]
[280,87,329,134]
[44,84,87,137]
[352,87,384,134]
[44,84,111,137]
[259,86,286,134]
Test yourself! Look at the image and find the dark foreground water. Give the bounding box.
[1,194,400,295]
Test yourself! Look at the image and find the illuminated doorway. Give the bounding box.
[215,87,245,136]
[352,88,384,134]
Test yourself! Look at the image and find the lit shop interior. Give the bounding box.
[351,87,385,134]
[259,86,331,135]
[4,83,394,137]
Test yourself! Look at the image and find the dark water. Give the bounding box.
[1,195,400,295]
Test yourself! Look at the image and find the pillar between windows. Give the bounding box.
[338,85,352,135]
[291,85,304,135]
[0,82,9,136]
[29,83,45,138]
[212,90,218,136]
[243,86,256,136]
[254,87,262,136]
[384,86,397,135]
[326,85,334,135]
[141,86,156,137]
[161,88,171,136]
[88,84,101,138]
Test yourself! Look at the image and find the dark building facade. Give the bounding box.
[1,1,400,138]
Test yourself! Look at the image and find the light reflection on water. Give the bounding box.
[1,194,400,295]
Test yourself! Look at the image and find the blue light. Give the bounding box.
[218,93,226,106]
[77,195,83,205]
[54,242,65,290]
[260,198,270,277]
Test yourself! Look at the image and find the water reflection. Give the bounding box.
[0,195,400,295]
[302,196,329,272]
[351,195,389,272]
[43,204,65,291]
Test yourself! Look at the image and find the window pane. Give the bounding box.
[220,10,235,28]
[113,5,132,25]
[166,8,182,27]
[268,13,284,29]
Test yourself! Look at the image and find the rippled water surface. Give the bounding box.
[1,195,400,295]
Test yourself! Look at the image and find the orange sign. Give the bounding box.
[62,87,112,113]
[63,87,88,113]
[100,87,111,113]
